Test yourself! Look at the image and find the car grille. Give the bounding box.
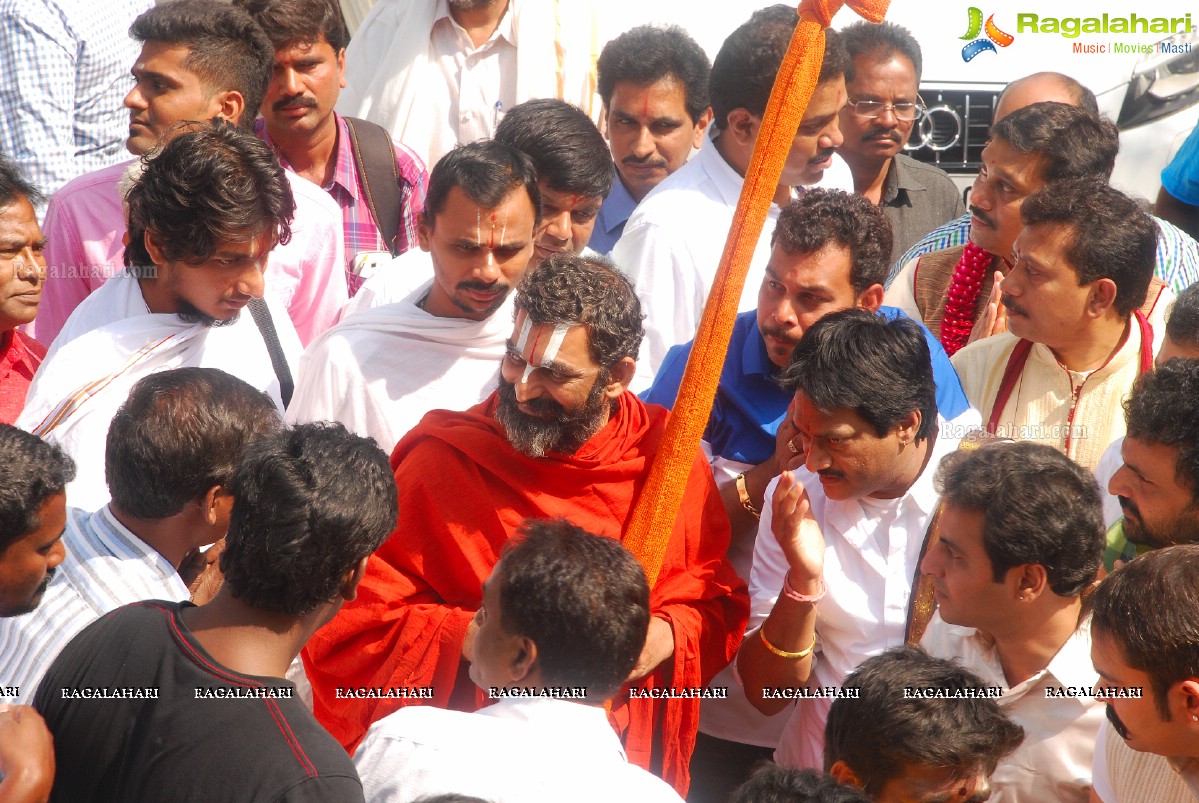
[904,88,1000,175]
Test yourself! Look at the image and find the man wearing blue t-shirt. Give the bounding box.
[642,189,975,797]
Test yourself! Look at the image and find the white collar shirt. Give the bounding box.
[612,129,853,391]
[747,423,960,769]
[428,0,517,167]
[353,697,683,802]
[922,613,1105,802]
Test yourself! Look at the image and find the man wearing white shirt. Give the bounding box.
[0,368,281,704]
[337,0,600,171]
[288,141,539,453]
[920,441,1107,802]
[736,308,960,770]
[611,6,854,391]
[353,518,683,803]
[345,100,612,316]
[18,126,303,511]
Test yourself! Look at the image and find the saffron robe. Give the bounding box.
[303,391,749,793]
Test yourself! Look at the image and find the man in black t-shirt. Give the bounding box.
[35,422,398,802]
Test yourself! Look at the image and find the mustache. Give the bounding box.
[622,154,667,170]
[273,94,316,112]
[457,279,508,294]
[36,567,56,596]
[863,125,902,143]
[1106,704,1130,740]
[970,205,995,228]
[760,324,799,348]
[810,148,835,164]
[1117,495,1141,521]
[1001,294,1027,317]
[818,469,846,481]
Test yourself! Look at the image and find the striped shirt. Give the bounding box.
[888,211,1199,295]
[0,0,153,215]
[0,504,188,704]
[256,114,428,296]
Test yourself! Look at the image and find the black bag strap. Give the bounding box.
[344,116,403,257]
[248,297,294,408]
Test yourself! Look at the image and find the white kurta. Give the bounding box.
[287,278,511,455]
[610,131,853,392]
[950,309,1167,473]
[18,272,301,511]
[745,423,961,770]
[922,614,1105,802]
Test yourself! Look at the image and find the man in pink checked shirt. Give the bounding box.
[237,0,428,298]
[35,0,347,348]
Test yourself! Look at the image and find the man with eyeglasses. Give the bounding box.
[838,22,963,267]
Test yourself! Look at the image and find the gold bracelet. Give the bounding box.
[736,472,760,519]
[758,626,816,659]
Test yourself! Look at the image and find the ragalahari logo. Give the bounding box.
[960,7,1015,61]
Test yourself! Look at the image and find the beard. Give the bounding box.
[176,298,236,327]
[1120,497,1199,548]
[448,0,498,9]
[494,370,611,458]
[0,567,56,618]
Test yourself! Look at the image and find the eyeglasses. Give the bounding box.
[845,98,925,121]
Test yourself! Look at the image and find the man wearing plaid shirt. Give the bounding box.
[240,0,427,297]
[0,0,153,218]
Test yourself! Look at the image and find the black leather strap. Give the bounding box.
[248,297,293,408]
[344,116,403,257]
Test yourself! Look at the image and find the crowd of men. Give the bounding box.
[1,0,1199,801]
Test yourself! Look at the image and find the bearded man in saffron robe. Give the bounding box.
[304,252,749,794]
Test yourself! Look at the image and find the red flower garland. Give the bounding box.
[939,241,993,357]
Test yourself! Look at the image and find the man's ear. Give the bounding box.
[896,409,922,448]
[340,555,370,602]
[1007,562,1048,603]
[724,108,759,148]
[855,283,884,314]
[417,212,432,252]
[144,230,167,266]
[211,89,247,126]
[1087,278,1119,319]
[200,484,235,530]
[828,759,864,789]
[604,356,636,399]
[336,48,347,89]
[508,635,539,684]
[691,107,714,149]
[1177,678,1199,724]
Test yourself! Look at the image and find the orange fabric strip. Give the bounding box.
[623,0,889,586]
